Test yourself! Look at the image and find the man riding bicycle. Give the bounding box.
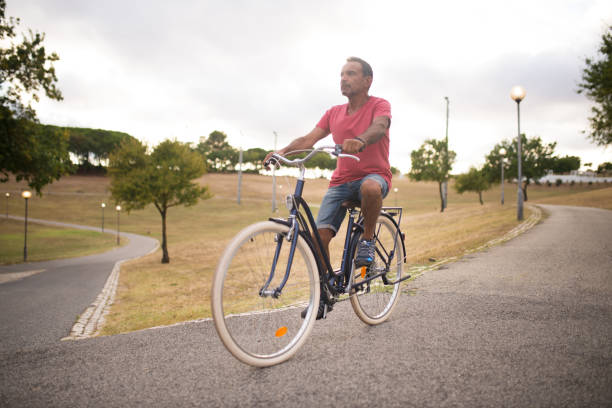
[264,57,392,318]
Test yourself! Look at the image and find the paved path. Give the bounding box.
[0,205,610,407]
[0,217,158,352]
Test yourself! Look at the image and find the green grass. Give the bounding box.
[0,218,122,264]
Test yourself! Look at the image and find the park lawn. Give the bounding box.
[532,184,612,210]
[2,174,610,335]
[101,201,528,335]
[0,218,121,264]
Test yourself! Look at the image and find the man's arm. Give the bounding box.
[264,127,329,166]
[342,116,390,154]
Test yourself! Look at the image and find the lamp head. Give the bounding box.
[510,86,526,102]
[101,203,106,208]
[115,205,121,211]
[5,192,9,197]
[21,191,32,199]
[499,148,507,156]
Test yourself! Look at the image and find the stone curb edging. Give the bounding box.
[62,260,122,340]
[62,241,159,341]
[404,204,543,282]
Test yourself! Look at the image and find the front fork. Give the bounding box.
[259,216,299,298]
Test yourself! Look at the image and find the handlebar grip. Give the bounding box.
[264,156,281,169]
[334,144,342,156]
[333,145,360,162]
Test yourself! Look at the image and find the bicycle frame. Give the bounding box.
[260,148,407,300]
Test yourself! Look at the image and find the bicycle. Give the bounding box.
[211,146,409,367]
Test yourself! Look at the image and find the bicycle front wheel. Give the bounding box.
[350,214,403,325]
[211,221,320,367]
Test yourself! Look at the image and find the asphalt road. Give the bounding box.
[0,205,610,407]
[0,217,158,352]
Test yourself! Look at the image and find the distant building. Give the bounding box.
[538,170,612,184]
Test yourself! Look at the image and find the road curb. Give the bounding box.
[62,259,122,340]
[62,240,159,341]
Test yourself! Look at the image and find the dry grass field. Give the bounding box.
[1,174,610,335]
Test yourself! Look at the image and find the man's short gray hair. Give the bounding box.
[346,57,373,78]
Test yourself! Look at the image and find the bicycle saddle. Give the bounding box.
[341,200,361,209]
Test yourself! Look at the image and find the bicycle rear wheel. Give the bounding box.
[350,214,403,325]
[211,221,320,367]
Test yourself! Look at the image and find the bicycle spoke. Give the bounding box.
[211,221,319,367]
[350,215,403,325]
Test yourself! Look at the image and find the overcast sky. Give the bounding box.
[7,0,612,173]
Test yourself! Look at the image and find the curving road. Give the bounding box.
[0,205,610,407]
[0,217,158,353]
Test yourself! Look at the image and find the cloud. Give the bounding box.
[7,0,612,174]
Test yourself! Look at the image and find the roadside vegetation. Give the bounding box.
[2,174,610,335]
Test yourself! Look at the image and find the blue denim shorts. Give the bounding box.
[316,174,389,234]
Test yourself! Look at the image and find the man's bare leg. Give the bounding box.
[302,227,335,319]
[360,179,383,240]
[313,228,334,262]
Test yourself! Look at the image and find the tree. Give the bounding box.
[0,0,71,193]
[408,138,456,212]
[0,113,72,193]
[242,148,267,172]
[577,26,612,147]
[483,134,556,201]
[36,124,135,173]
[109,139,211,263]
[597,162,612,175]
[195,130,238,172]
[454,167,490,205]
[549,155,581,174]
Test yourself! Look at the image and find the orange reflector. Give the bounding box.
[275,326,288,337]
[361,267,367,278]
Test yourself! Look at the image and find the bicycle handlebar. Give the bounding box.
[267,145,360,169]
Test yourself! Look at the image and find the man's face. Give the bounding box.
[340,61,372,97]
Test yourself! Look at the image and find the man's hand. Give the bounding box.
[342,138,366,154]
[263,151,280,170]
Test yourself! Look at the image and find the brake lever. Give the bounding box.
[332,144,360,162]
[334,144,342,156]
[264,156,281,170]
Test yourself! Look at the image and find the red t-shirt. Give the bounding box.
[316,96,392,189]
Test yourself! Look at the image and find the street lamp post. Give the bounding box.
[101,203,106,233]
[394,187,398,207]
[115,205,121,245]
[5,192,9,218]
[511,86,526,221]
[443,96,449,211]
[237,147,243,205]
[499,148,506,205]
[22,191,32,262]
